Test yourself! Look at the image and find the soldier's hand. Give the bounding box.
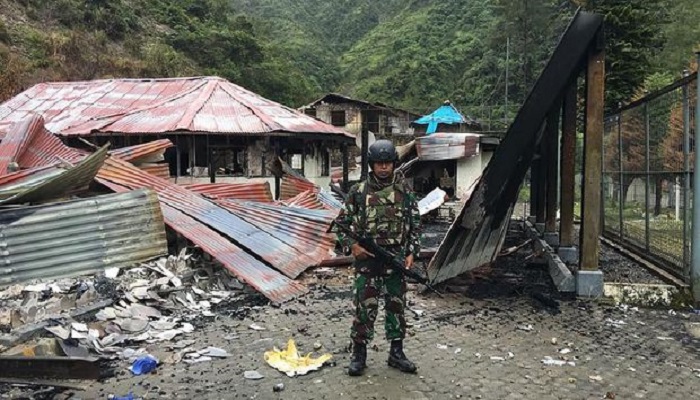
[404,254,414,269]
[351,243,375,260]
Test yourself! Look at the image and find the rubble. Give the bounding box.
[244,370,264,380]
[0,248,249,382]
[0,115,345,305]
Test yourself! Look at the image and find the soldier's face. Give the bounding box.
[372,161,394,179]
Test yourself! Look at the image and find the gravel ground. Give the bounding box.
[1,221,696,400]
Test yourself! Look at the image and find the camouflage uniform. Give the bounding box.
[337,172,421,344]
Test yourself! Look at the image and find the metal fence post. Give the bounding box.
[644,103,651,251]
[692,52,700,303]
[618,111,624,239]
[601,118,606,232]
[683,71,691,274]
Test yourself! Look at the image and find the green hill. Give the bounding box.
[1,0,697,113]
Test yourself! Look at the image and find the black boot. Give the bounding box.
[388,340,417,373]
[348,342,367,376]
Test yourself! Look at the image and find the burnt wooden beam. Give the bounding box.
[535,137,547,224]
[0,356,107,380]
[427,11,604,284]
[342,143,349,192]
[560,82,577,247]
[545,104,561,233]
[530,166,539,220]
[580,44,605,271]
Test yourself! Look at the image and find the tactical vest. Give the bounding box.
[355,181,409,247]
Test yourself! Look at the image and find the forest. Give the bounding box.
[0,0,698,119]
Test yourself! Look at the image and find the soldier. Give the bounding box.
[336,139,421,376]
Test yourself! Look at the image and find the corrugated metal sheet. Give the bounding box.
[96,157,325,279]
[0,77,353,139]
[0,144,108,205]
[0,189,167,285]
[282,188,343,211]
[217,200,337,266]
[280,175,316,200]
[0,118,33,175]
[415,133,480,161]
[139,163,170,179]
[318,189,344,210]
[0,114,83,174]
[0,167,64,201]
[283,190,326,210]
[98,179,308,303]
[110,139,174,164]
[183,182,273,202]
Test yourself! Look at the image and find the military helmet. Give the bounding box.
[367,139,398,163]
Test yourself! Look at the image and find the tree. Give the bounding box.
[575,0,669,111]
[654,0,700,73]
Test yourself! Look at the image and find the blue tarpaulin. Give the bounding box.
[414,102,469,134]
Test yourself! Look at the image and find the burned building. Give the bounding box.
[300,93,420,140]
[0,77,354,198]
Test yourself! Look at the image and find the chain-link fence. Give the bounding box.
[602,73,697,282]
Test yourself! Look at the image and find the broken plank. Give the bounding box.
[0,377,88,391]
[0,356,105,380]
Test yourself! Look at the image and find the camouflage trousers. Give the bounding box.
[350,258,407,344]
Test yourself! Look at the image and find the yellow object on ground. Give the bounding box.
[264,338,332,377]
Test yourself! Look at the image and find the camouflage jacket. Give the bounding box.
[336,173,421,258]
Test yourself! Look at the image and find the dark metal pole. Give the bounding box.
[601,117,606,235]
[618,110,624,240]
[560,82,577,247]
[683,70,691,274]
[692,52,700,302]
[360,121,369,181]
[536,137,547,225]
[545,105,561,234]
[644,103,651,251]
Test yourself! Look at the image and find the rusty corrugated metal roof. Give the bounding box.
[282,190,326,210]
[0,116,310,302]
[0,144,108,205]
[280,175,317,200]
[218,200,338,265]
[0,114,83,174]
[0,77,353,139]
[282,187,343,211]
[183,182,273,202]
[98,179,308,303]
[0,167,64,200]
[110,139,174,163]
[97,157,326,279]
[0,189,167,285]
[139,163,170,179]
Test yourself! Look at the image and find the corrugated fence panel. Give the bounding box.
[0,189,167,285]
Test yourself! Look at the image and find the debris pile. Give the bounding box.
[0,115,342,303]
[2,250,243,369]
[0,114,352,387]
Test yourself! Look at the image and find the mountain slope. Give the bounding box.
[0,0,317,105]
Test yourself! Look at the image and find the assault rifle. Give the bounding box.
[331,222,443,297]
